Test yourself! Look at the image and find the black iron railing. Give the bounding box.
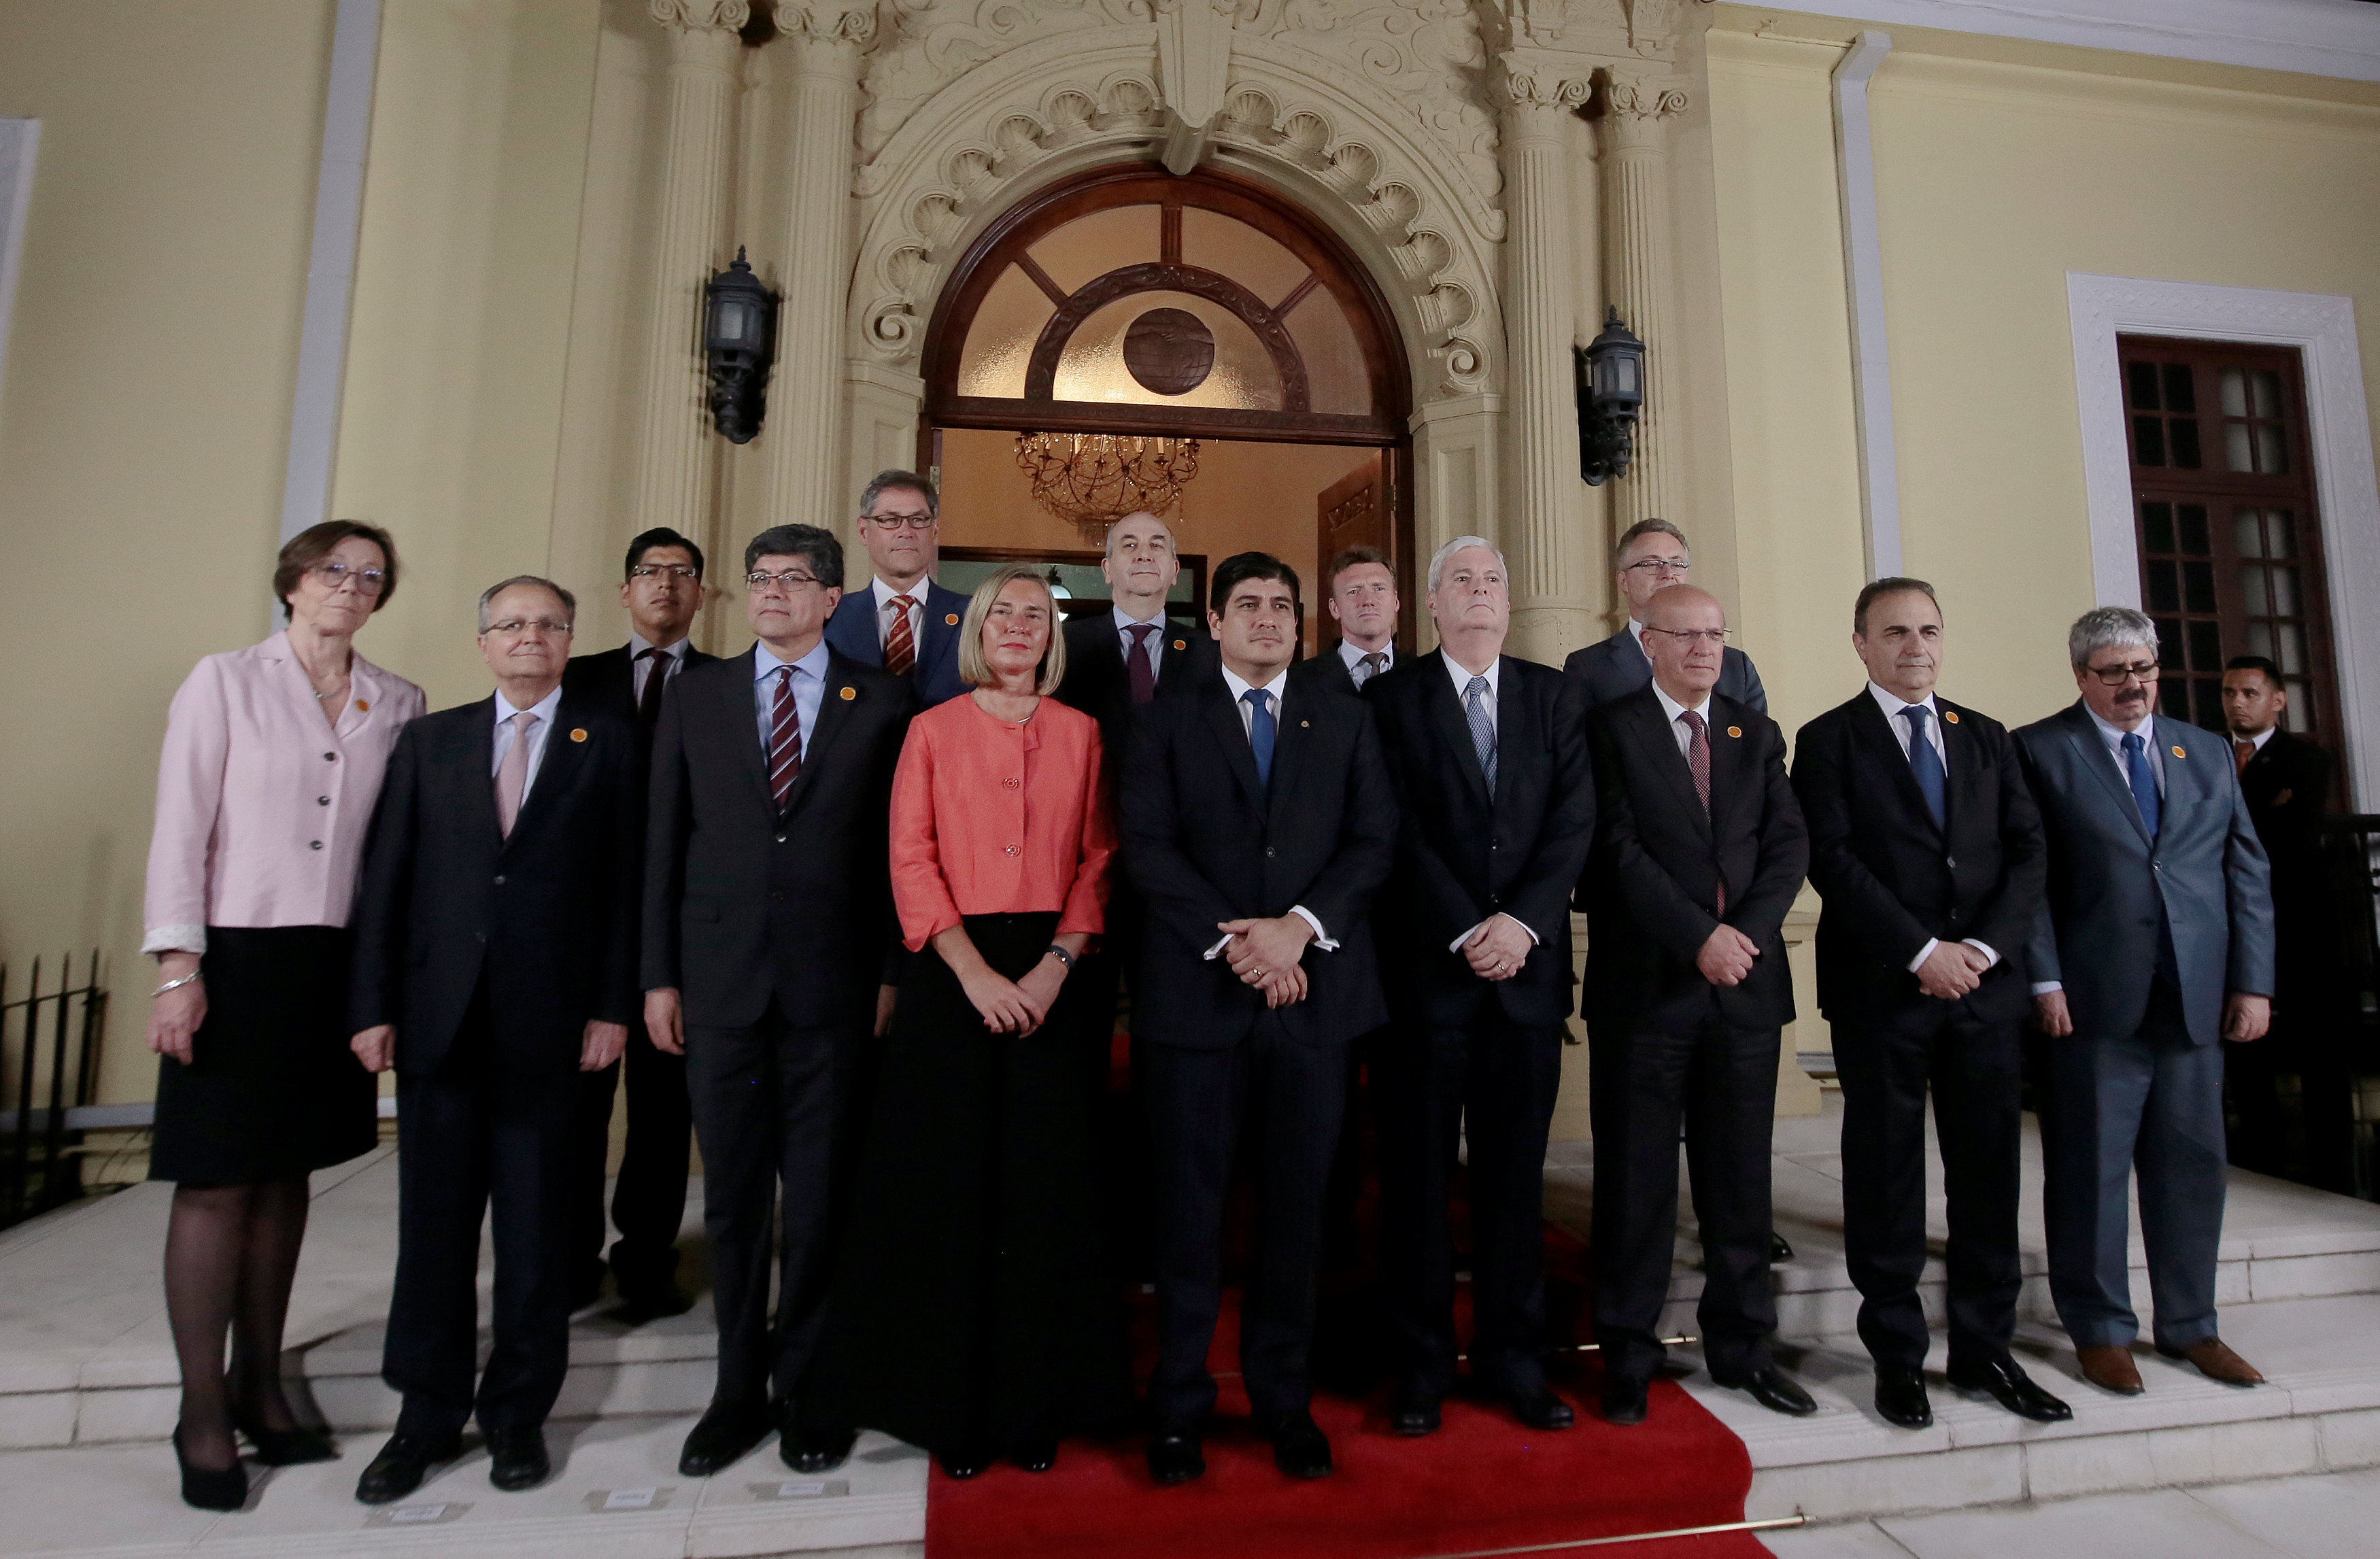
[0,953,107,1229]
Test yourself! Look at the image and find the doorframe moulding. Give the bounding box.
[2066,271,2380,808]
[1772,0,2380,85]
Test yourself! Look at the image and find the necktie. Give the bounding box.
[637,647,668,729]
[2122,731,2160,839]
[1243,687,1276,789]
[1355,651,1385,688]
[1680,708,1723,913]
[1903,705,1946,827]
[494,710,536,838]
[1464,674,1497,793]
[768,666,802,810]
[883,596,915,678]
[2235,738,2255,775]
[1125,623,1157,704]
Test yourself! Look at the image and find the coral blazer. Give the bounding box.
[889,692,1113,952]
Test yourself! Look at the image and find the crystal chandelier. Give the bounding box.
[1014,431,1201,545]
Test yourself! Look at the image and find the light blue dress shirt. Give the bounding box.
[753,638,832,762]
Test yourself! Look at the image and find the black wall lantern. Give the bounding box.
[704,246,776,443]
[1576,306,1647,485]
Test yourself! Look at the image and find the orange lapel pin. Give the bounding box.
[2172,745,2186,759]
[840,685,857,701]
[1942,709,1959,725]
[945,613,959,626]
[1172,639,1187,651]
[1727,725,1743,738]
[569,727,588,743]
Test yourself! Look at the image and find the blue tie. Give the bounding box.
[2123,731,2160,839]
[1243,687,1276,789]
[1465,675,1497,794]
[1903,706,1945,828]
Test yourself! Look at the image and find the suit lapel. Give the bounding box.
[1423,652,1491,810]
[1626,693,1710,842]
[2156,725,2200,854]
[725,649,777,813]
[918,584,962,676]
[830,592,884,669]
[1610,628,1654,691]
[2060,703,2151,847]
[1851,693,1940,836]
[1266,686,1316,827]
[1493,659,1532,812]
[1707,700,1750,843]
[1940,698,1982,835]
[783,653,859,816]
[508,704,588,846]
[460,698,504,849]
[1202,685,1266,810]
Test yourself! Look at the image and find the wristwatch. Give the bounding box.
[1043,944,1074,971]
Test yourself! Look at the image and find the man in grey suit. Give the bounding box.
[2018,606,2275,1397]
[1563,519,1767,714]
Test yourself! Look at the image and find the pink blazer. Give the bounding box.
[142,632,426,953]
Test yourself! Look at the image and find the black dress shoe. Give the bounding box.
[355,1429,462,1505]
[230,1401,338,1466]
[1146,1428,1205,1486]
[614,1285,695,1326]
[1770,1234,1795,1264]
[1508,1386,1575,1431]
[1257,1409,1333,1479]
[1875,1367,1933,1429]
[1599,1376,1650,1426]
[173,1424,250,1512]
[1712,1365,1818,1418]
[1010,1441,1057,1473]
[1948,1356,2074,1422]
[487,1426,550,1492]
[783,1424,857,1473]
[936,1445,991,1479]
[1389,1384,1441,1437]
[678,1399,770,1477]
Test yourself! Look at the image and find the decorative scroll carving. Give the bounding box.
[778,0,878,69]
[860,0,1153,160]
[647,0,750,30]
[1603,65,1688,122]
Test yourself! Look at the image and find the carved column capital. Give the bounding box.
[777,0,877,75]
[647,0,750,33]
[1492,50,1595,143]
[1602,68,1690,143]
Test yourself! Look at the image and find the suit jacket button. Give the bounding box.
[775,834,786,844]
[318,796,330,806]
[323,751,337,761]
[1265,846,1276,857]
[493,874,505,885]
[1945,856,1956,868]
[770,890,786,902]
[309,840,322,851]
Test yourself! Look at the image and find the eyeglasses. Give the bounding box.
[746,569,823,593]
[2086,659,2160,685]
[485,618,573,637]
[862,512,937,532]
[630,564,700,583]
[1622,558,1690,578]
[311,560,388,594]
[1644,626,1730,648]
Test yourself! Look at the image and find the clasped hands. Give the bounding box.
[348,1018,628,1074]
[1461,913,1534,982]
[1916,940,1994,1001]
[1695,923,1761,987]
[1219,914,1314,1008]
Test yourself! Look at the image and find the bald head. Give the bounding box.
[1642,584,1727,704]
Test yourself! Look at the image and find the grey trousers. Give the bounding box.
[2038,982,2228,1352]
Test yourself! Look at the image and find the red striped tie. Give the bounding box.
[769,666,802,809]
[1681,709,1724,914]
[883,597,915,678]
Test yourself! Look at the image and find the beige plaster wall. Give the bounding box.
[0,1,338,1103]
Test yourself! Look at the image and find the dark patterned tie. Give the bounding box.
[768,666,802,810]
[1680,708,1722,913]
[637,647,668,730]
[1465,675,1497,793]
[1126,623,1158,704]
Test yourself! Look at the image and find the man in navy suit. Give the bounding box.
[821,469,970,707]
[1293,544,1401,697]
[2019,606,2275,1396]
[1563,519,1767,714]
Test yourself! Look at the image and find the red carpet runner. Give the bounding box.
[925,1230,1770,1559]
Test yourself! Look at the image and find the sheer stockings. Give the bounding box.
[163,1178,311,1471]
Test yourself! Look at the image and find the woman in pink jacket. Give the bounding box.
[141,520,425,1509]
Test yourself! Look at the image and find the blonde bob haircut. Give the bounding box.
[956,563,1068,695]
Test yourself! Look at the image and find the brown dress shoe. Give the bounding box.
[2158,1337,2264,1387]
[2076,1344,2144,1395]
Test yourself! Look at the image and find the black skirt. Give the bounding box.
[148,926,379,1185]
[813,912,1131,1454]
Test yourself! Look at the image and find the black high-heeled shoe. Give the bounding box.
[173,1424,250,1511]
[936,1445,991,1479]
[230,1399,338,1466]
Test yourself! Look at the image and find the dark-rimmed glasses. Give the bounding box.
[2086,659,2160,686]
[861,512,937,532]
[747,569,824,593]
[1644,626,1729,647]
[630,564,700,583]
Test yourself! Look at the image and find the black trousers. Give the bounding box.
[1833,1003,2022,1373]
[1587,1017,1779,1385]
[1144,1018,1348,1426]
[1376,1010,1563,1397]
[685,999,863,1407]
[573,1018,693,1297]
[384,1009,581,1437]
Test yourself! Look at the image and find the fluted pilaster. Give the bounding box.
[761,1,874,533]
[632,0,747,571]
[1493,50,1596,664]
[1599,69,1686,534]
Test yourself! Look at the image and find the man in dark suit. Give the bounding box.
[2020,607,2275,1396]
[1056,510,1206,748]
[1578,583,1814,1427]
[1791,578,2068,1431]
[1563,519,1767,714]
[1123,551,1397,1486]
[821,469,969,707]
[560,526,714,1321]
[1292,543,1401,696]
[347,575,643,1503]
[2220,655,2348,1188]
[644,524,915,1478]
[1367,536,1594,1436]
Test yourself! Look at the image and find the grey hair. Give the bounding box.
[857,468,938,520]
[2069,605,2160,669]
[744,524,845,589]
[1615,517,1689,567]
[1103,511,1176,558]
[477,575,575,632]
[1427,534,1508,592]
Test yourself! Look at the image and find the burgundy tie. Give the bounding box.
[638,648,668,729]
[1680,709,1724,914]
[1125,623,1157,704]
[883,597,915,679]
[768,667,802,810]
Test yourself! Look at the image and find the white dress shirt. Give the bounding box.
[1649,680,1714,755]
[628,631,692,703]
[2034,709,2165,997]
[752,638,831,761]
[873,577,928,650]
[1113,602,1166,681]
[490,682,566,800]
[1443,653,1535,956]
[1208,664,1335,955]
[1626,618,1652,662]
[1865,681,1999,976]
[2239,725,2277,757]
